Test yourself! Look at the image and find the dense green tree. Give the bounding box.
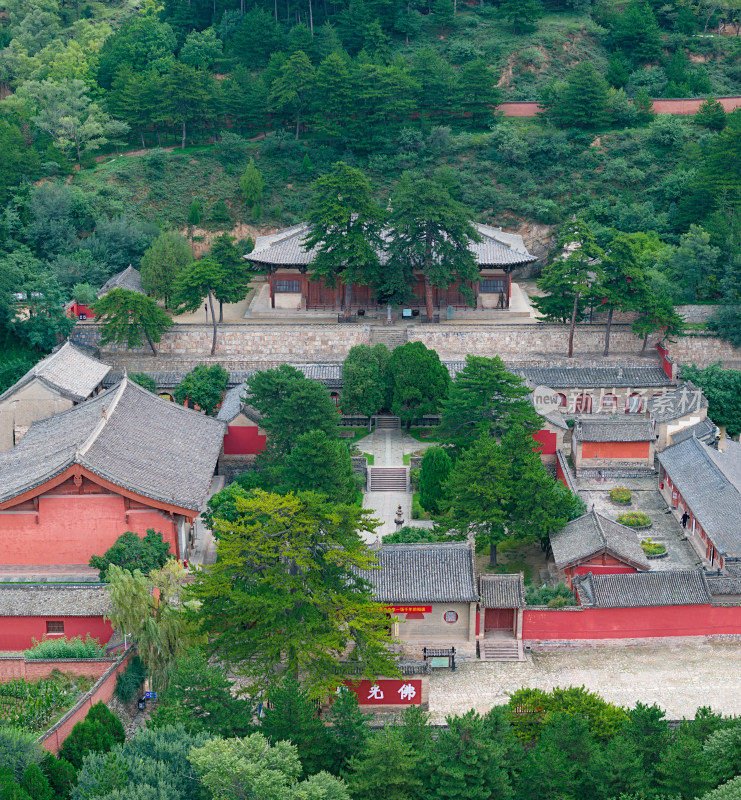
[141,231,193,307]
[386,341,451,430]
[341,343,391,422]
[302,162,384,318]
[682,362,741,437]
[595,232,649,356]
[437,355,539,453]
[347,728,423,800]
[443,434,511,565]
[179,27,222,70]
[58,720,116,770]
[261,677,332,777]
[419,446,452,515]
[498,0,543,34]
[665,225,721,303]
[312,52,355,144]
[501,425,582,550]
[606,50,630,89]
[129,372,157,393]
[545,63,611,130]
[41,754,76,800]
[106,561,198,691]
[422,710,514,800]
[89,529,172,581]
[269,50,316,139]
[631,290,685,351]
[325,687,372,777]
[459,60,500,129]
[388,171,480,321]
[19,764,51,800]
[97,15,177,88]
[695,97,727,131]
[86,702,125,746]
[609,0,663,64]
[0,120,40,206]
[207,233,253,321]
[247,364,339,460]
[239,157,265,208]
[282,429,357,504]
[658,732,713,800]
[94,288,173,356]
[704,726,741,787]
[517,713,597,800]
[12,271,75,352]
[622,702,671,784]
[192,490,397,698]
[149,650,253,737]
[164,62,213,149]
[708,305,741,348]
[189,733,349,800]
[173,258,222,355]
[173,364,229,415]
[533,223,605,357]
[0,730,42,783]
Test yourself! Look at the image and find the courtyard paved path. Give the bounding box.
[357,428,435,541]
[428,641,741,722]
[575,475,701,571]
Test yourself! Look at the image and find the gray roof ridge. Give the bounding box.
[124,376,229,427]
[592,509,607,547]
[78,378,127,457]
[380,541,469,549]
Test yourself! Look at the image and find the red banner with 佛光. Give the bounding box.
[343,679,422,705]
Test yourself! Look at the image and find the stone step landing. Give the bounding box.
[481,640,523,662]
[369,467,408,491]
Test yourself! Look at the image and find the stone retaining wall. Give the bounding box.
[74,322,740,371]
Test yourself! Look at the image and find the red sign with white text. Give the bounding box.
[343,679,422,705]
[383,606,432,614]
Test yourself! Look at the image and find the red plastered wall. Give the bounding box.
[582,441,650,459]
[533,429,558,456]
[223,425,266,455]
[0,616,114,652]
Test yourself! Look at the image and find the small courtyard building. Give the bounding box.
[572,417,656,477]
[0,342,111,451]
[0,378,224,567]
[550,509,650,588]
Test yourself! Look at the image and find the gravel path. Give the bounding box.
[428,641,741,722]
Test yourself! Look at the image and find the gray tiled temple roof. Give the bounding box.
[0,379,224,512]
[706,563,741,599]
[516,366,672,389]
[670,417,717,446]
[574,569,711,608]
[246,223,537,268]
[573,417,655,443]
[648,381,708,423]
[97,266,144,298]
[358,542,478,603]
[0,584,111,616]
[550,510,650,571]
[0,342,111,404]
[216,383,263,424]
[479,574,525,608]
[658,437,741,558]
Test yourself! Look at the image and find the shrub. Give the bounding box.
[129,373,157,393]
[89,529,172,581]
[58,720,115,770]
[383,526,464,544]
[41,754,77,800]
[0,729,43,782]
[25,635,106,660]
[617,511,651,528]
[610,487,632,504]
[525,582,577,608]
[419,446,452,514]
[86,702,125,745]
[114,655,147,704]
[641,538,666,555]
[409,467,420,492]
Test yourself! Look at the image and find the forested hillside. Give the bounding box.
[1,0,741,379]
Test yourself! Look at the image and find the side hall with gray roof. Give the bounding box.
[97,265,144,298]
[573,417,655,443]
[657,436,741,562]
[359,542,478,604]
[0,378,225,514]
[574,569,712,608]
[0,584,111,617]
[480,574,525,608]
[550,510,650,572]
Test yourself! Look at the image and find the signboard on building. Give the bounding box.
[382,606,432,614]
[342,679,422,706]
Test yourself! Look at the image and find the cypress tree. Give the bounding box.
[418,446,452,515]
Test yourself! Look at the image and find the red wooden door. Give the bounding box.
[484,608,515,631]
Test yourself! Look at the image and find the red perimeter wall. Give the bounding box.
[0,657,116,682]
[0,616,113,651]
[533,429,558,456]
[523,604,741,640]
[0,493,178,565]
[39,650,134,754]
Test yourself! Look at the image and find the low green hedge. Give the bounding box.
[25,635,106,660]
[641,538,666,555]
[616,511,651,528]
[609,487,632,504]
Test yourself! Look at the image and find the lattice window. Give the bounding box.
[46,621,64,634]
[480,279,505,294]
[275,280,300,293]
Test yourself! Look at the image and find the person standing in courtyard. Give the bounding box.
[681,511,690,528]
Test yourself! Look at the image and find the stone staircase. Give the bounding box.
[368,467,409,491]
[375,415,401,429]
[480,639,523,662]
[370,328,407,350]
